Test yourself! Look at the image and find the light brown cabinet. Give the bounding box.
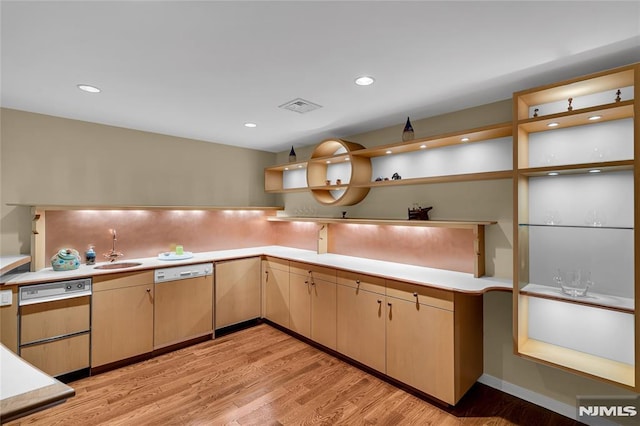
[288,271,311,338]
[0,287,18,352]
[215,257,261,329]
[154,274,213,350]
[386,280,482,405]
[92,271,154,368]
[336,271,386,372]
[289,262,337,349]
[20,296,90,376]
[310,277,337,350]
[262,257,290,328]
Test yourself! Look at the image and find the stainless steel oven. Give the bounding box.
[18,278,91,378]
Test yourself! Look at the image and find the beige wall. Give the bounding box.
[0,108,276,255]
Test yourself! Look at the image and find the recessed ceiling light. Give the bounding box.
[345,157,350,161]
[419,144,427,149]
[244,122,257,128]
[297,165,303,168]
[385,150,392,154]
[326,160,331,164]
[284,167,289,171]
[461,137,470,142]
[548,172,559,176]
[77,84,101,93]
[355,76,375,86]
[589,169,601,173]
[547,122,559,127]
[588,115,602,121]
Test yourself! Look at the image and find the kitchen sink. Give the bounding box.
[94,262,143,270]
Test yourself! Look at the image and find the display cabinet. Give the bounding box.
[513,63,638,389]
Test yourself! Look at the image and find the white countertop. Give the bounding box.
[2,245,512,294]
[1,344,74,422]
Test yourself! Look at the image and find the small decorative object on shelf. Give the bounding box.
[402,117,415,141]
[553,269,594,298]
[615,89,622,102]
[408,206,433,220]
[336,179,342,185]
[391,172,401,180]
[375,176,383,182]
[325,179,331,186]
[533,108,539,118]
[567,97,573,111]
[289,146,297,162]
[341,211,347,219]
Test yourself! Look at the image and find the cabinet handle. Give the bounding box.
[377,299,382,304]
[146,288,151,293]
[387,302,392,307]
[305,280,308,284]
[413,292,418,297]
[356,280,361,284]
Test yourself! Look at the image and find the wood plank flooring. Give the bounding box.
[8,324,581,425]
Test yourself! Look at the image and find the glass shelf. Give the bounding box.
[518,223,633,230]
[520,283,634,313]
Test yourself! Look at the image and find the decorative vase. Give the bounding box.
[51,248,81,271]
[402,117,414,141]
[289,146,297,162]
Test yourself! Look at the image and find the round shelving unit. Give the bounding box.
[306,139,371,206]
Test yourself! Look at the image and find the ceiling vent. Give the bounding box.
[278,98,323,114]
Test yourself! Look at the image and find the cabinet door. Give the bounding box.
[289,272,311,338]
[154,275,213,349]
[262,262,290,328]
[92,283,154,368]
[386,297,454,404]
[215,257,261,329]
[311,278,336,350]
[336,284,385,372]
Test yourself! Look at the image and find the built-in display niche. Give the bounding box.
[526,118,633,168]
[306,139,371,206]
[526,85,633,118]
[514,63,638,390]
[370,136,511,180]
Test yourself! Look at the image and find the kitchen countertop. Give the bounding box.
[0,344,75,423]
[1,246,511,294]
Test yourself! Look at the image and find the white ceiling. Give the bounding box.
[2,1,639,153]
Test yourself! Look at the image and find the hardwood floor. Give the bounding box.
[8,324,581,425]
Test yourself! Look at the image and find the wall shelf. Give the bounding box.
[517,160,634,177]
[268,216,495,229]
[7,204,284,211]
[264,122,513,197]
[517,101,633,133]
[520,283,634,313]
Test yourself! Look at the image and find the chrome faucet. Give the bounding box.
[104,228,124,262]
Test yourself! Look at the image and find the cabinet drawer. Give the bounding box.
[337,270,385,294]
[93,271,154,291]
[386,280,454,311]
[262,256,289,272]
[290,261,336,283]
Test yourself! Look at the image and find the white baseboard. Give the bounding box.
[478,374,577,420]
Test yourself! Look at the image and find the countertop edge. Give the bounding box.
[2,246,513,295]
[0,255,31,275]
[0,382,75,424]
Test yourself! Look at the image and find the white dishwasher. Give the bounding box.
[153,263,214,350]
